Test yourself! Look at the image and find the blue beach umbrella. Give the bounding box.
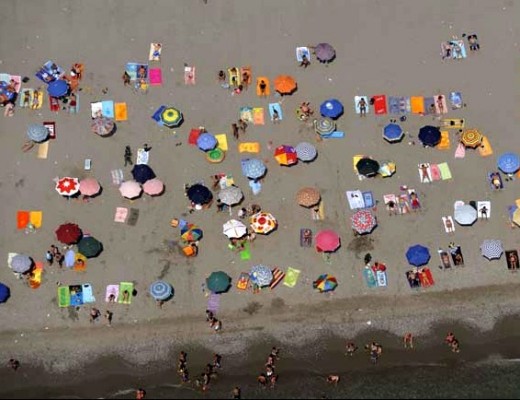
[187,183,213,205]
[241,158,267,179]
[295,142,317,162]
[383,123,404,143]
[418,125,441,147]
[47,79,69,97]
[197,133,217,151]
[480,239,504,260]
[497,152,520,174]
[11,254,33,273]
[149,281,173,301]
[131,164,156,184]
[250,265,273,287]
[0,283,10,303]
[406,244,431,266]
[320,99,343,119]
[27,124,49,142]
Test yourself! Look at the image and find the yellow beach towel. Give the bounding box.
[479,136,493,157]
[437,131,450,150]
[283,267,301,288]
[441,118,465,129]
[352,155,365,171]
[253,108,265,125]
[238,142,260,153]
[29,211,43,228]
[37,142,49,159]
[215,134,228,151]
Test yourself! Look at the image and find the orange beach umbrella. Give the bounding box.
[274,75,297,95]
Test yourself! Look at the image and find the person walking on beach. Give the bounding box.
[213,353,222,369]
[404,333,414,349]
[124,145,133,166]
[122,71,131,86]
[327,374,340,385]
[105,310,113,326]
[232,123,239,140]
[135,388,146,399]
[45,250,54,266]
[89,307,101,323]
[346,341,357,356]
[8,358,20,371]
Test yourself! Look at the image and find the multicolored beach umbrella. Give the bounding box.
[160,106,183,128]
[181,224,203,242]
[250,212,277,234]
[274,145,298,166]
[313,274,338,292]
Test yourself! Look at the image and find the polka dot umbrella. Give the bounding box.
[250,212,277,234]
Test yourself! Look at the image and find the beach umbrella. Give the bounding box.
[160,106,183,128]
[143,178,164,196]
[383,123,404,143]
[149,281,173,301]
[314,118,336,136]
[418,125,441,147]
[313,274,338,292]
[55,223,82,245]
[274,75,297,95]
[47,79,69,97]
[187,183,213,205]
[406,244,430,266]
[181,224,203,242]
[0,283,10,303]
[79,178,101,197]
[320,99,343,119]
[274,145,298,166]
[480,239,504,260]
[27,123,49,142]
[356,158,380,177]
[250,265,273,287]
[91,117,115,136]
[206,271,231,294]
[315,43,336,63]
[218,186,243,206]
[131,164,156,184]
[296,187,321,208]
[55,177,80,197]
[454,205,477,226]
[460,129,483,148]
[295,142,317,162]
[250,212,277,234]
[197,133,218,151]
[206,148,225,163]
[119,180,142,199]
[64,249,76,268]
[378,160,396,177]
[315,230,340,252]
[77,236,102,258]
[241,158,266,180]
[351,209,377,234]
[497,152,520,174]
[223,219,247,239]
[11,254,33,274]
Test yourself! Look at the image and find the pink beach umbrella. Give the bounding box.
[315,229,341,252]
[143,178,164,196]
[79,178,101,197]
[119,180,142,199]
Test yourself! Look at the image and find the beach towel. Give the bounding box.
[363,267,378,288]
[37,142,49,159]
[68,93,79,113]
[17,211,30,229]
[149,43,162,61]
[450,246,465,266]
[296,47,311,62]
[354,96,369,114]
[451,40,467,59]
[58,286,70,308]
[19,88,34,108]
[69,285,83,306]
[111,169,124,185]
[268,103,283,121]
[228,67,240,86]
[82,284,95,303]
[207,293,220,313]
[346,190,365,210]
[418,163,433,183]
[239,106,253,123]
[105,284,119,302]
[449,92,463,110]
[479,136,493,157]
[477,201,491,219]
[63,249,74,268]
[423,97,436,115]
[411,96,425,114]
[388,96,400,115]
[316,201,325,220]
[90,101,103,118]
[42,121,56,140]
[322,131,344,139]
[376,270,387,287]
[398,194,410,214]
[32,90,44,109]
[118,282,134,304]
[127,208,139,226]
[188,128,201,145]
[438,162,452,180]
[253,107,265,125]
[438,250,452,269]
[441,119,465,129]
[74,253,87,272]
[419,268,434,288]
[283,267,300,288]
[214,134,228,151]
[454,142,466,159]
[100,100,114,118]
[240,242,251,261]
[300,228,313,247]
[149,68,162,85]
[114,207,128,223]
[136,148,149,165]
[29,211,42,228]
[362,191,374,208]
[256,77,270,96]
[7,253,18,272]
[236,272,250,291]
[438,131,451,150]
[29,261,43,289]
[488,172,503,190]
[270,268,285,290]
[442,216,455,233]
[114,102,128,121]
[430,164,441,181]
[240,66,252,86]
[238,142,260,153]
[184,66,196,85]
[405,271,421,289]
[434,95,448,115]
[371,95,387,115]
[48,95,60,112]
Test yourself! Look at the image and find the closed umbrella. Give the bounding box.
[241,158,266,179]
[27,124,49,142]
[274,145,298,166]
[314,118,336,136]
[197,133,218,151]
[149,281,173,300]
[296,187,321,208]
[79,178,101,197]
[47,79,69,97]
[160,106,183,128]
[11,254,33,273]
[187,184,213,205]
[356,158,380,177]
[497,152,520,174]
[55,177,80,197]
[206,271,231,294]
[454,205,477,226]
[383,123,404,143]
[119,180,142,199]
[274,75,297,95]
[351,209,377,234]
[315,43,336,63]
[250,212,277,234]
[480,239,504,260]
[320,99,343,119]
[315,230,340,252]
[295,142,317,162]
[91,117,115,137]
[218,186,243,206]
[250,265,273,287]
[131,164,156,184]
[77,236,102,258]
[313,274,338,292]
[460,129,483,148]
[55,223,82,245]
[418,125,441,147]
[0,283,10,303]
[406,244,430,266]
[143,178,164,196]
[223,219,247,239]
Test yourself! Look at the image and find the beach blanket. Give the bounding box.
[37,142,49,159]
[188,128,201,145]
[438,249,452,269]
[346,190,365,210]
[228,67,240,86]
[256,77,270,96]
[451,40,467,59]
[354,96,369,114]
[283,267,300,288]
[207,293,220,313]
[388,96,409,114]
[240,66,252,86]
[270,268,285,290]
[434,95,448,114]
[114,207,128,223]
[372,95,387,115]
[136,148,149,165]
[74,253,87,272]
[105,284,119,302]
[253,107,265,125]
[268,103,283,121]
[362,191,374,208]
[149,68,162,85]
[418,163,433,183]
[69,285,83,306]
[238,142,260,153]
[236,273,250,291]
[311,200,325,220]
[111,169,124,185]
[479,136,493,157]
[449,92,463,110]
[239,106,253,123]
[28,261,43,289]
[19,88,34,108]
[418,268,434,288]
[64,250,75,268]
[35,61,64,83]
[477,201,491,219]
[127,208,139,226]
[17,211,30,229]
[411,96,425,114]
[114,102,128,121]
[90,101,103,118]
[214,134,228,151]
[376,270,387,287]
[363,267,378,288]
[184,66,196,85]
[450,246,465,266]
[488,171,503,190]
[29,211,42,228]
[118,282,134,304]
[423,97,436,115]
[125,63,148,81]
[300,228,313,247]
[438,162,452,180]
[240,242,251,261]
[296,46,311,62]
[149,43,162,61]
[442,216,455,233]
[58,286,70,308]
[101,100,114,118]
[438,131,451,150]
[430,164,441,181]
[454,142,466,159]
[82,283,95,303]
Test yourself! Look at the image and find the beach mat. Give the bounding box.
[149,43,162,61]
[29,211,42,228]
[270,268,285,290]
[91,101,102,118]
[253,107,265,125]
[136,148,149,165]
[37,142,49,159]
[441,118,465,129]
[118,282,134,304]
[376,270,387,287]
[449,91,463,110]
[411,96,425,114]
[435,95,448,114]
[17,211,30,229]
[424,97,436,115]
[228,67,240,86]
[389,96,409,114]
[438,162,452,180]
[372,95,387,115]
[419,268,435,288]
[238,142,260,153]
[101,100,114,118]
[127,208,139,226]
[354,96,369,114]
[149,68,162,85]
[74,253,87,272]
[236,272,250,291]
[479,136,493,157]
[105,284,119,302]
[268,103,283,121]
[111,169,124,185]
[322,131,345,139]
[188,128,201,145]
[296,47,311,62]
[256,77,270,96]
[215,134,228,151]
[300,228,312,247]
[430,164,441,181]
[115,207,128,223]
[283,267,300,288]
[239,106,253,123]
[114,102,128,121]
[362,191,374,208]
[240,66,252,86]
[58,286,70,308]
[363,267,378,288]
[454,142,466,159]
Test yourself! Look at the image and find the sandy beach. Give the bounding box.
[0,0,519,397]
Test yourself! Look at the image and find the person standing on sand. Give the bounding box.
[124,145,133,166]
[346,342,357,356]
[232,386,241,399]
[404,333,414,349]
[8,358,20,371]
[326,375,340,385]
[105,310,113,326]
[136,388,146,399]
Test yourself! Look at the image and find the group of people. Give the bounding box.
[231,118,248,140]
[176,350,223,392]
[46,245,64,268]
[257,346,280,389]
[365,341,384,364]
[89,306,113,326]
[205,309,222,333]
[217,68,250,94]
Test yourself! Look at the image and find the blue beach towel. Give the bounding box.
[69,285,83,306]
[82,283,96,303]
[362,191,374,208]
[268,103,283,121]
[376,270,387,287]
[363,267,378,288]
[322,131,345,139]
[101,100,114,118]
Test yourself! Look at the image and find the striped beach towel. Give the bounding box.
[111,169,124,185]
[270,268,285,290]
[207,293,220,313]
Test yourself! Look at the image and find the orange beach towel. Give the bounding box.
[115,103,128,121]
[411,96,425,114]
[256,77,270,97]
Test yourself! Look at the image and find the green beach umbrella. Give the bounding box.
[77,236,103,258]
[160,106,183,128]
[206,271,231,293]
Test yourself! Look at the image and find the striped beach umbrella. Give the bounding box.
[160,106,183,128]
[295,142,317,162]
[480,239,504,260]
[250,265,273,287]
[250,212,277,234]
[314,118,336,136]
[351,209,377,234]
[149,281,173,300]
[460,129,483,148]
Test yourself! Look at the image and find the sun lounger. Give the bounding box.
[69,285,83,306]
[149,68,162,85]
[438,162,452,180]
[236,272,250,291]
[238,142,260,153]
[184,66,196,85]
[215,134,228,151]
[114,102,128,121]
[58,286,70,307]
[283,267,300,288]
[372,95,387,115]
[136,148,149,165]
[17,211,30,229]
[37,142,49,159]
[105,284,119,302]
[300,228,313,247]
[296,47,311,62]
[118,282,134,304]
[411,96,425,114]
[101,100,114,118]
[437,131,451,150]
[270,268,285,290]
[253,107,265,125]
[441,118,465,129]
[268,103,283,121]
[256,77,270,96]
[114,207,128,223]
[29,211,42,228]
[363,267,378,288]
[127,208,139,226]
[354,96,369,114]
[479,136,493,157]
[488,171,504,190]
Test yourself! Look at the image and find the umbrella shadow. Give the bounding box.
[347,236,375,258]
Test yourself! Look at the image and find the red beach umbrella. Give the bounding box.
[55,177,80,197]
[55,223,82,245]
[315,229,340,252]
